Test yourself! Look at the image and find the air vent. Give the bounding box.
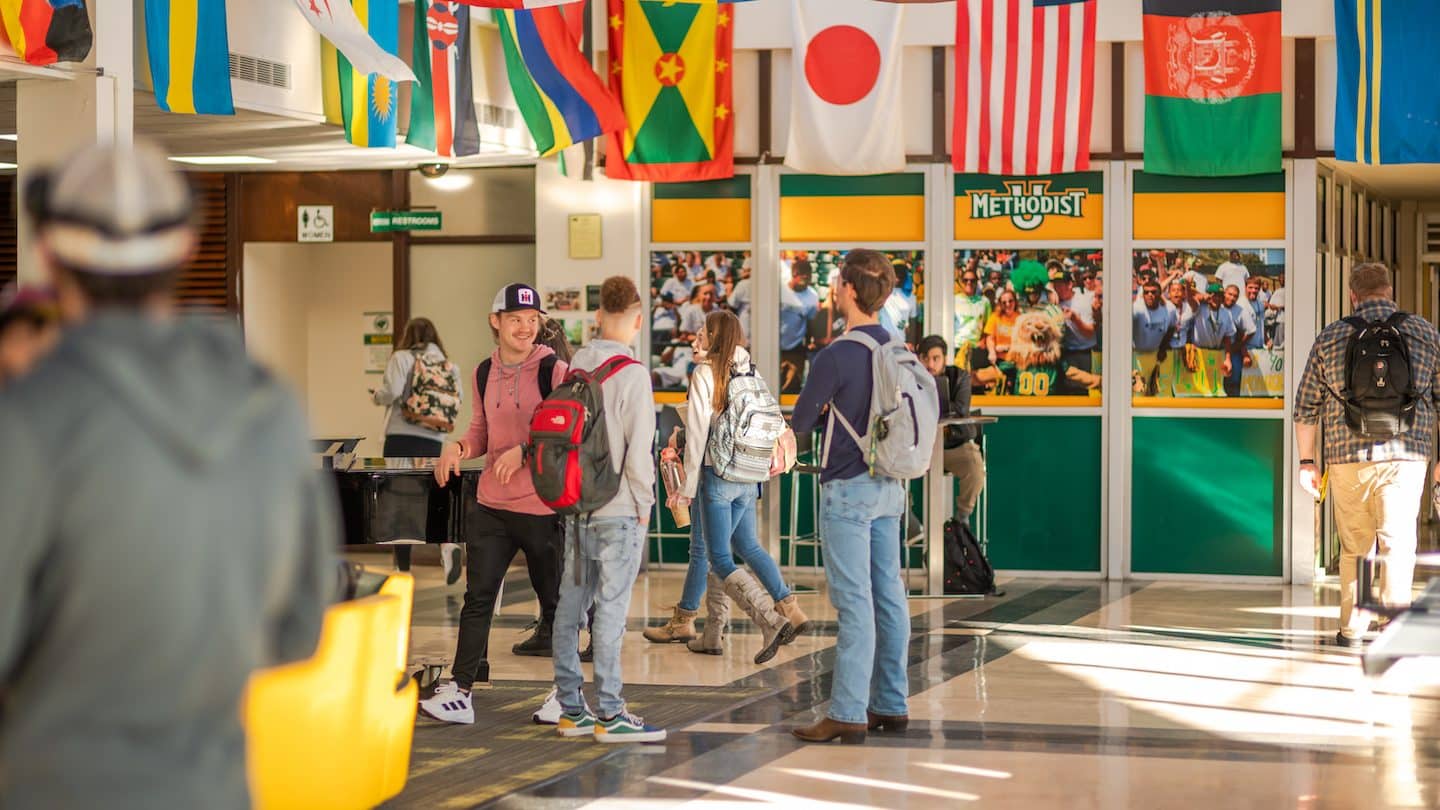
[1425,217,1440,259]
[229,53,291,90]
[479,103,517,130]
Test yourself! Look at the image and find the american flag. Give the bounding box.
[954,0,1097,175]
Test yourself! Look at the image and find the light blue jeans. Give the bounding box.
[819,474,909,725]
[700,467,791,601]
[553,516,643,719]
[678,477,709,613]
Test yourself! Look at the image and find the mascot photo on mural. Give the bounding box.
[975,261,1101,397]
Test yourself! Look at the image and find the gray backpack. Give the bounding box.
[824,330,939,480]
[708,365,786,483]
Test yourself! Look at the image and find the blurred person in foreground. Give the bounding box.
[0,285,60,387]
[0,143,335,810]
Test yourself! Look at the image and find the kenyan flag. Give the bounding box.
[1142,1,1281,176]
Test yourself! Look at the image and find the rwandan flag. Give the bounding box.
[1142,1,1281,177]
[335,0,401,148]
[1336,0,1440,164]
[493,6,626,157]
[144,0,234,115]
[407,1,480,157]
[0,0,90,65]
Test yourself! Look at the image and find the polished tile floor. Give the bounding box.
[384,556,1440,809]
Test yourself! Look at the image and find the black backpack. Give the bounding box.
[1339,313,1418,438]
[943,518,996,596]
[476,354,559,404]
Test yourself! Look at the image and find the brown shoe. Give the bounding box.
[642,605,698,644]
[775,594,811,636]
[866,711,909,732]
[792,718,867,744]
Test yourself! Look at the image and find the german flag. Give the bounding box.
[779,174,925,243]
[0,0,91,65]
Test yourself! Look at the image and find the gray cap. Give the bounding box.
[40,141,194,276]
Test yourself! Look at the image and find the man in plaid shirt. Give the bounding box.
[1295,263,1440,646]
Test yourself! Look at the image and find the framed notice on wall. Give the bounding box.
[569,214,602,259]
[363,311,393,375]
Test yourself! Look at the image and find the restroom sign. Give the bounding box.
[298,205,334,242]
[955,172,1104,241]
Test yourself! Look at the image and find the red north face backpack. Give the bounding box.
[529,355,640,515]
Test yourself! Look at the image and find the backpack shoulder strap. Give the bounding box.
[475,359,494,403]
[1385,311,1411,329]
[538,354,559,399]
[838,329,881,352]
[1342,315,1371,332]
[593,354,640,385]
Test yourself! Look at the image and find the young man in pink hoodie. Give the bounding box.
[421,283,569,724]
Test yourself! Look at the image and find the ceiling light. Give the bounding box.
[416,162,448,178]
[0,134,16,142]
[0,162,16,170]
[168,155,277,166]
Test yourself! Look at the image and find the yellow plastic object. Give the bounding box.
[245,573,418,810]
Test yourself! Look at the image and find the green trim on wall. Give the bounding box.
[984,416,1103,572]
[955,171,1104,195]
[652,176,752,200]
[780,173,925,198]
[1131,417,1283,576]
[1133,169,1286,195]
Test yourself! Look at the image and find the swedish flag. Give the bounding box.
[144,0,233,115]
[1336,0,1440,164]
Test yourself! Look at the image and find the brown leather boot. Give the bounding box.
[687,573,730,655]
[792,718,867,744]
[642,605,698,644]
[775,594,810,636]
[866,711,909,732]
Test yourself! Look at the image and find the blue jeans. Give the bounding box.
[700,467,790,600]
[553,516,643,718]
[819,475,908,725]
[678,475,709,612]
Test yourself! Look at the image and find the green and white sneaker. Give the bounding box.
[556,708,598,738]
[594,710,667,744]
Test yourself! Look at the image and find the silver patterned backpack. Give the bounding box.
[707,366,786,483]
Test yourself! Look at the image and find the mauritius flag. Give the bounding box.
[335,0,401,148]
[605,0,735,182]
[0,0,90,65]
[407,1,479,157]
[1142,1,1281,177]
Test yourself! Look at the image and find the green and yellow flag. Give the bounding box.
[604,0,734,181]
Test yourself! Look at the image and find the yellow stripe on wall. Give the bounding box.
[652,198,750,243]
[955,196,1105,241]
[972,395,1100,408]
[168,0,199,114]
[780,196,925,243]
[1134,193,1286,241]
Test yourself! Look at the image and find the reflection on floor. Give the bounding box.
[379,560,1440,810]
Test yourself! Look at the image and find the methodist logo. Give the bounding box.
[968,181,1088,232]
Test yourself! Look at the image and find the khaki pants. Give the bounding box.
[1328,460,1425,639]
[943,442,986,520]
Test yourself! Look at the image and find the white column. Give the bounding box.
[17,0,135,283]
[1288,159,1320,586]
[924,162,952,595]
[1104,161,1131,581]
[753,165,782,558]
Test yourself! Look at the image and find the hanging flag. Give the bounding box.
[1336,0,1440,164]
[1142,1,1281,177]
[291,0,415,83]
[455,1,756,6]
[335,0,401,148]
[407,1,480,157]
[144,0,235,115]
[605,0,735,182]
[0,0,90,65]
[786,0,905,176]
[954,0,1096,176]
[494,6,625,157]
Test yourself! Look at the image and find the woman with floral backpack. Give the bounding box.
[371,316,463,580]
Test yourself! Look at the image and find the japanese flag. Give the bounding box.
[786,0,905,175]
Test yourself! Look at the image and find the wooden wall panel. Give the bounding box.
[176,173,230,311]
[0,175,14,294]
[237,171,394,243]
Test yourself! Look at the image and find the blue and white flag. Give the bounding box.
[1335,0,1440,164]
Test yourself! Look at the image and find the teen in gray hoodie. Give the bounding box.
[0,143,334,810]
[549,276,663,743]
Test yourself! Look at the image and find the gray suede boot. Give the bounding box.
[721,570,795,664]
[687,573,731,655]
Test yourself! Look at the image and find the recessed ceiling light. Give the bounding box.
[0,162,16,170]
[168,155,277,166]
[0,134,16,142]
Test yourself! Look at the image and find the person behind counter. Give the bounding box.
[421,283,569,726]
[0,284,60,388]
[918,335,985,521]
[370,316,463,581]
[0,142,334,810]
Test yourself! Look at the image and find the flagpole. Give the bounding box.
[582,0,595,181]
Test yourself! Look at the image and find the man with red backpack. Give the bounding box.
[540,276,663,742]
[421,283,568,724]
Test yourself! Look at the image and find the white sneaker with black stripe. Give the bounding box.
[419,681,474,725]
[440,543,463,586]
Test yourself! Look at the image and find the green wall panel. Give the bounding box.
[1131,417,1283,576]
[984,415,1103,572]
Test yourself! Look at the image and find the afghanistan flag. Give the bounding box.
[334,0,401,148]
[1335,0,1440,164]
[605,0,735,182]
[144,0,234,115]
[0,0,90,65]
[407,1,480,157]
[1142,1,1281,177]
